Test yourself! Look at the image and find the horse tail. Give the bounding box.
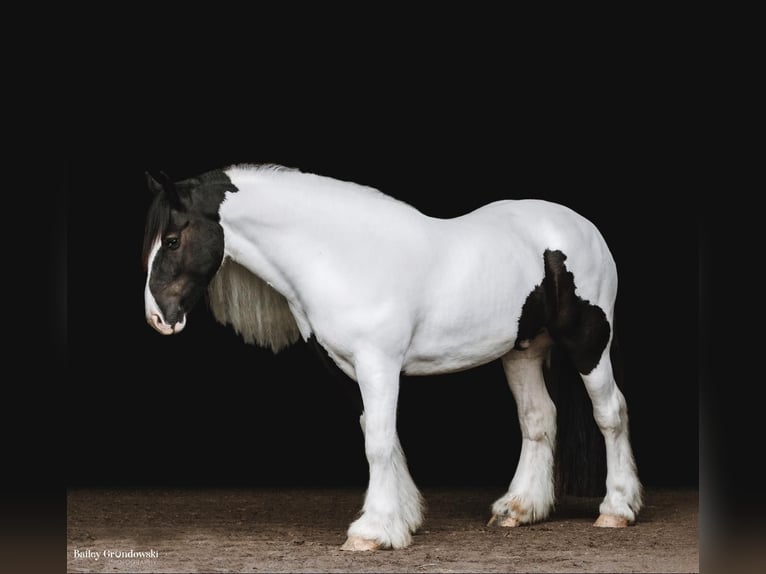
[544,333,618,497]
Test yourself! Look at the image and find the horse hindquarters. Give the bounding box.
[491,248,642,528]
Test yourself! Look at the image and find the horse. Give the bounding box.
[142,163,642,551]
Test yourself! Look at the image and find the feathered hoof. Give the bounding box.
[594,513,629,528]
[341,536,381,551]
[487,514,520,528]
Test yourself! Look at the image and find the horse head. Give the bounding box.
[142,170,232,335]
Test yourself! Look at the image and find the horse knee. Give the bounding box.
[365,444,394,463]
[363,429,397,462]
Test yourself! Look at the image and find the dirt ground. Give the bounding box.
[67,487,698,573]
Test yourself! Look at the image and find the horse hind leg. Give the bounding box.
[579,344,643,527]
[489,331,557,527]
[544,249,643,526]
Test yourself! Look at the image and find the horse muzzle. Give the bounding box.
[147,312,187,335]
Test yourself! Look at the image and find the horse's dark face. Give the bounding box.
[143,171,233,335]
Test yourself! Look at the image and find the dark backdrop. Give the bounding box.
[68,133,698,491]
[67,46,699,491]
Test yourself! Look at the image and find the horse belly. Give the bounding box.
[401,269,533,376]
[402,327,518,375]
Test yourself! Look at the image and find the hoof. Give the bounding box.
[487,514,520,528]
[594,513,629,528]
[341,536,381,551]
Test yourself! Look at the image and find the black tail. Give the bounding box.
[544,335,624,497]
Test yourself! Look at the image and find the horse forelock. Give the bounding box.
[142,193,172,272]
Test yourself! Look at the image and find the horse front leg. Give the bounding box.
[341,352,424,551]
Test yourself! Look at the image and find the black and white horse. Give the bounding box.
[142,164,642,550]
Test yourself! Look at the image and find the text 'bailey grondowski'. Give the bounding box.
[72,548,159,560]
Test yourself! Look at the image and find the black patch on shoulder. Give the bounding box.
[515,249,611,374]
[307,335,364,416]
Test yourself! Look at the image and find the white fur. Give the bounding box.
[581,353,644,521]
[492,333,557,524]
[174,164,641,547]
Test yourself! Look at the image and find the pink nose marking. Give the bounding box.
[149,313,174,335]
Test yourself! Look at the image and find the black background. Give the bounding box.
[7,19,751,574]
[65,40,699,492]
[68,137,698,491]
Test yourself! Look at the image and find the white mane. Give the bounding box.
[226,162,408,206]
[207,257,301,353]
[225,162,299,174]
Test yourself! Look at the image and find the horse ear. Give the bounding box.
[145,171,164,195]
[145,170,182,207]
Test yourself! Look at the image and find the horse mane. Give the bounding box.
[207,257,301,353]
[226,162,300,174]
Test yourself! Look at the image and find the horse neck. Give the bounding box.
[224,166,391,228]
[207,167,322,351]
[210,166,430,350]
[218,167,411,294]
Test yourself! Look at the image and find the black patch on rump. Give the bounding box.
[515,249,610,375]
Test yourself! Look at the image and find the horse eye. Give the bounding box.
[164,236,180,250]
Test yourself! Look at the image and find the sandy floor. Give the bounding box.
[67,487,698,573]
